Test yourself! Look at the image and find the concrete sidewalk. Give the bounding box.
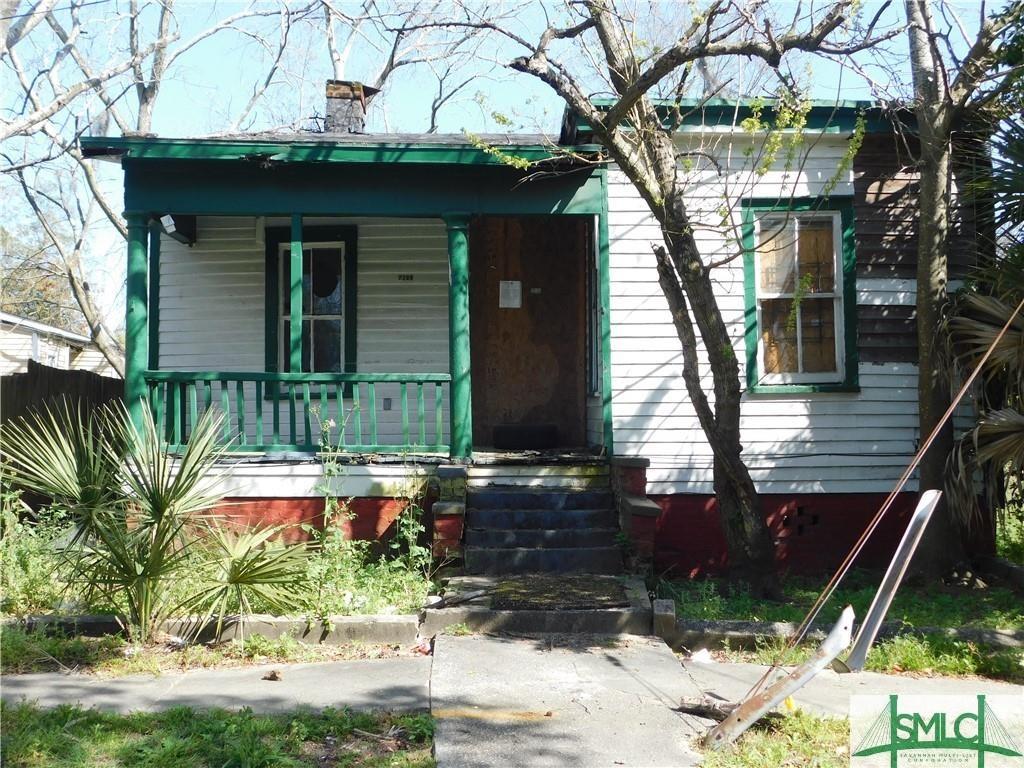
[431,634,709,768]
[684,659,1024,718]
[0,657,431,714]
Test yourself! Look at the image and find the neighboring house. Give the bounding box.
[80,83,985,575]
[0,311,122,378]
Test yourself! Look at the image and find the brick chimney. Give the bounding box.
[324,80,379,133]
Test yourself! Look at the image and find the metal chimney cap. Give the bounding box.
[325,80,381,99]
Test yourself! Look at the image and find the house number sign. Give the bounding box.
[499,280,522,308]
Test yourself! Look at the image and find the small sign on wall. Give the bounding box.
[499,280,522,309]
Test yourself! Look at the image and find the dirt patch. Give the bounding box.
[489,575,629,610]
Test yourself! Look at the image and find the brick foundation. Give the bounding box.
[215,497,413,542]
[651,493,927,577]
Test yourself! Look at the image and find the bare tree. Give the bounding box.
[2,0,489,374]
[902,0,1023,573]
[422,0,898,590]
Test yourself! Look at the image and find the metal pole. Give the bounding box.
[844,489,941,672]
[704,605,855,749]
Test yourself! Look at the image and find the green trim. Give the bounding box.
[125,214,149,431]
[147,221,161,370]
[575,98,901,137]
[143,370,450,454]
[741,196,858,395]
[289,216,302,374]
[597,170,614,454]
[146,371,450,383]
[444,214,472,459]
[264,224,358,394]
[81,136,601,166]
[120,161,604,217]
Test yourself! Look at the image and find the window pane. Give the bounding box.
[800,298,837,373]
[798,218,835,292]
[311,248,343,315]
[302,251,312,314]
[313,318,342,372]
[761,299,798,373]
[302,318,311,372]
[758,217,796,293]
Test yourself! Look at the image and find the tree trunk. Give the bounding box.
[645,179,778,594]
[906,0,964,574]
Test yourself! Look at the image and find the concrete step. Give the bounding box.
[465,527,619,549]
[464,546,622,575]
[422,576,652,636]
[466,489,614,510]
[466,507,617,530]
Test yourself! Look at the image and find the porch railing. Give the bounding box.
[144,371,451,454]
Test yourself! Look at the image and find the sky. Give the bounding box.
[1,0,989,331]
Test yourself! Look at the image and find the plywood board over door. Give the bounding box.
[469,216,588,448]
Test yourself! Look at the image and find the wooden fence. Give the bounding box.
[1,359,123,426]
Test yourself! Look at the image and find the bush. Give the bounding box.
[0,490,76,617]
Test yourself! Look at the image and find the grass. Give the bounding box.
[0,626,405,677]
[0,702,434,768]
[658,570,1024,629]
[700,710,848,768]
[711,633,1024,683]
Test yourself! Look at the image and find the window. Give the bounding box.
[264,225,357,384]
[743,199,857,392]
[279,245,345,373]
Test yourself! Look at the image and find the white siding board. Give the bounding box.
[607,134,917,495]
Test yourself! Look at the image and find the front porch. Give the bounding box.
[87,134,614,460]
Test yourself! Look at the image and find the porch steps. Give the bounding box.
[463,466,622,576]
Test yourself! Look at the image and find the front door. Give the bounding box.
[469,216,588,449]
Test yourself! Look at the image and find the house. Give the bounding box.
[0,311,121,378]
[80,83,984,576]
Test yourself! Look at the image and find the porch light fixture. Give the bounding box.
[159,214,196,246]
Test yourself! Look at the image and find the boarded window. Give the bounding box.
[755,212,843,382]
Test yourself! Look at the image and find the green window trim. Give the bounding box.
[741,196,859,395]
[264,225,358,397]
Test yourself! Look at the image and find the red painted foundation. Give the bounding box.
[214,497,412,543]
[651,493,925,577]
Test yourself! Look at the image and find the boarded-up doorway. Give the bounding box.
[469,216,588,449]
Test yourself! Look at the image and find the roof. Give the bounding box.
[0,311,91,345]
[562,97,906,142]
[80,132,603,166]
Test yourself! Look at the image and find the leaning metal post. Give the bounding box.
[843,489,941,672]
[703,605,855,750]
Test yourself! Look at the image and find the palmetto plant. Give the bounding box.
[1,400,123,544]
[2,402,308,644]
[947,114,1024,524]
[190,525,309,642]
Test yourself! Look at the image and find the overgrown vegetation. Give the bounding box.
[0,702,434,768]
[996,502,1024,564]
[0,401,435,653]
[0,626,403,677]
[658,571,1023,628]
[700,711,847,768]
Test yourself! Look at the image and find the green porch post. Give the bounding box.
[444,214,472,459]
[125,214,150,431]
[289,215,303,372]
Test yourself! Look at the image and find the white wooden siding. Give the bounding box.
[158,216,449,447]
[607,135,925,495]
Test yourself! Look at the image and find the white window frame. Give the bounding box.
[277,241,346,374]
[753,210,845,385]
